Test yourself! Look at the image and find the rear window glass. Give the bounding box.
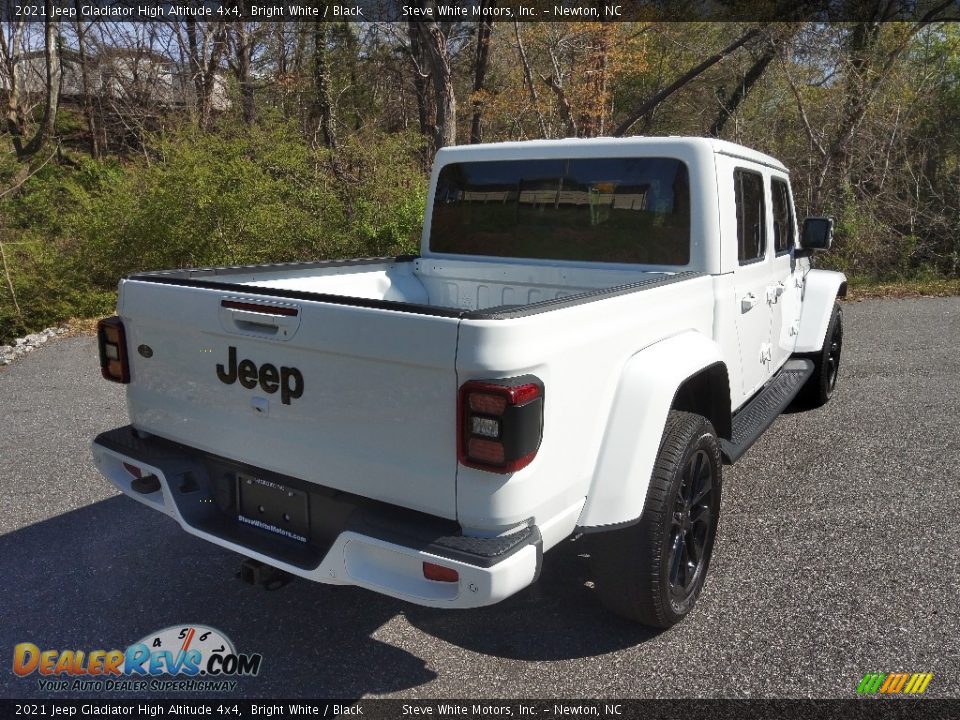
[429,157,691,265]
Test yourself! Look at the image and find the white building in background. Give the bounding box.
[3,46,230,112]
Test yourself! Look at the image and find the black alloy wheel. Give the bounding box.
[668,449,715,608]
[591,411,722,628]
[826,310,843,396]
[797,303,844,408]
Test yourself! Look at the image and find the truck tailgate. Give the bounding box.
[118,279,460,519]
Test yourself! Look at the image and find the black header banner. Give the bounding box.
[1,0,958,23]
[1,699,959,719]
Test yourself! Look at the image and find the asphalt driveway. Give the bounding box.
[1,297,958,699]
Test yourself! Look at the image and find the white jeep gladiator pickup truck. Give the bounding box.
[92,137,846,628]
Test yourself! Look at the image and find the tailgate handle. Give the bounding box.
[220,299,301,340]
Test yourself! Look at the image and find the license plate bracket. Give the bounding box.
[237,473,310,543]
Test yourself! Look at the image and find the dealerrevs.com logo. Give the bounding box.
[12,625,262,692]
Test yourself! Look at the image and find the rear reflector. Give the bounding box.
[458,376,544,473]
[469,393,507,415]
[97,317,130,384]
[467,437,505,464]
[422,562,459,583]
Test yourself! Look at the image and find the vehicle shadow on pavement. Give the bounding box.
[0,496,435,699]
[403,538,662,660]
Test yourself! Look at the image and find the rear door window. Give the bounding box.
[734,169,766,264]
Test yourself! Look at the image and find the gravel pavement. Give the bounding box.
[1,297,958,700]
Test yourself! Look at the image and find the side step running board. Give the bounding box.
[720,358,814,463]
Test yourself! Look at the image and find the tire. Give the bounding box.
[591,410,722,628]
[797,303,843,409]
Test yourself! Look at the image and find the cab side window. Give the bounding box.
[771,178,794,255]
[734,169,766,264]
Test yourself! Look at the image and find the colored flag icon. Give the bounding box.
[857,672,933,695]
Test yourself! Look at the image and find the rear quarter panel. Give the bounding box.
[455,275,716,546]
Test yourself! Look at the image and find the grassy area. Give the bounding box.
[0,123,428,345]
[844,276,960,300]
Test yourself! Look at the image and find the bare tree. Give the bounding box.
[310,17,337,152]
[415,11,457,149]
[708,30,785,138]
[93,23,180,154]
[71,12,100,158]
[18,0,61,159]
[513,21,548,138]
[227,14,261,124]
[578,24,612,138]
[538,39,578,138]
[178,17,228,129]
[470,6,495,143]
[612,27,761,137]
[784,7,954,211]
[406,19,435,141]
[0,15,28,156]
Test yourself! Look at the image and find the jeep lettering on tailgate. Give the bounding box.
[216,346,304,405]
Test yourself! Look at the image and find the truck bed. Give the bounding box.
[119,256,706,524]
[130,256,684,316]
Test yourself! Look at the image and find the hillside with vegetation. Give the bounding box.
[1,15,958,342]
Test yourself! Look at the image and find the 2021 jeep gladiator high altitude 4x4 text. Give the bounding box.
[92,137,846,627]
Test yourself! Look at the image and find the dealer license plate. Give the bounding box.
[237,473,310,543]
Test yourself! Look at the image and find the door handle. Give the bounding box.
[759,343,772,364]
[766,282,785,304]
[225,309,290,335]
[741,293,758,312]
[218,299,301,340]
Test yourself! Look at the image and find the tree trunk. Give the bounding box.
[184,19,227,130]
[579,25,610,138]
[709,41,776,138]
[1,20,27,157]
[612,27,760,137]
[184,19,207,126]
[42,15,60,140]
[73,14,99,158]
[203,25,227,127]
[416,14,456,150]
[540,71,577,137]
[407,20,435,142]
[470,7,494,144]
[275,24,288,78]
[311,18,337,152]
[311,17,345,180]
[21,3,61,158]
[232,19,256,124]
[513,21,548,138]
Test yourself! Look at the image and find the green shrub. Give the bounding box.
[0,122,428,343]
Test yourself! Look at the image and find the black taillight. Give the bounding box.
[458,376,544,473]
[97,316,130,383]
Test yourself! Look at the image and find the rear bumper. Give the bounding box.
[92,425,541,608]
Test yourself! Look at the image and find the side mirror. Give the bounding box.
[800,216,834,252]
